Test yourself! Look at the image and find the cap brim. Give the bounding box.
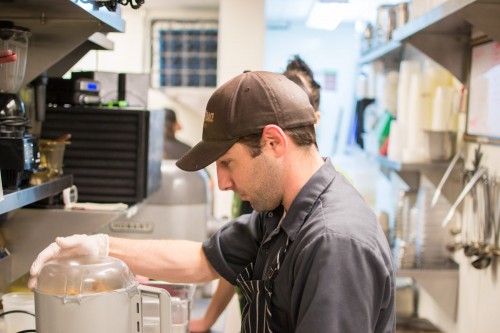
[176,138,238,171]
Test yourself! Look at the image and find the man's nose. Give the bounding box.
[216,167,233,191]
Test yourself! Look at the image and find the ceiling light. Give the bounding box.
[306,2,347,31]
[306,0,390,31]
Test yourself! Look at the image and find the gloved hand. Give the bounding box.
[28,234,109,290]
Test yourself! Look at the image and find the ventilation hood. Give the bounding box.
[1,0,125,85]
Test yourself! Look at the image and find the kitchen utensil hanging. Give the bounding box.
[442,145,485,228]
[470,175,492,269]
[431,147,465,207]
[442,166,487,228]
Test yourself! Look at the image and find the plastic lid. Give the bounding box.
[35,256,138,297]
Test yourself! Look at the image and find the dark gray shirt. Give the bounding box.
[203,159,395,332]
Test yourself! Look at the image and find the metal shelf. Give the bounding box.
[47,32,115,77]
[370,154,449,188]
[359,39,403,68]
[368,154,462,204]
[360,0,500,83]
[375,155,450,172]
[0,175,73,215]
[398,266,459,321]
[2,0,125,85]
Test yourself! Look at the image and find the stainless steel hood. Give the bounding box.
[1,0,126,85]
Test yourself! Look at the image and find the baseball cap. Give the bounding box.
[176,70,316,171]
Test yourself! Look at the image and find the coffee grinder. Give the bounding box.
[0,21,40,189]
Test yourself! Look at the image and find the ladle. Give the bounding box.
[471,175,494,269]
[445,241,464,253]
[443,167,487,228]
[468,176,485,258]
[461,181,475,257]
[472,253,492,269]
[491,179,500,256]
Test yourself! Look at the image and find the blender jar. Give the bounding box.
[35,256,172,333]
[0,21,31,94]
[35,255,139,297]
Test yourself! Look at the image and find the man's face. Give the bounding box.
[216,141,284,212]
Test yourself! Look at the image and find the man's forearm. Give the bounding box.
[109,237,219,283]
[204,278,236,324]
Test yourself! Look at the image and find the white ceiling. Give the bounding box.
[143,0,219,10]
[142,0,406,25]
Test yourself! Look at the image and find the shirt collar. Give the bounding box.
[279,158,337,241]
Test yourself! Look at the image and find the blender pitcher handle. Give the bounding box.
[138,284,172,333]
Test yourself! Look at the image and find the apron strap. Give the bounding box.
[236,236,291,333]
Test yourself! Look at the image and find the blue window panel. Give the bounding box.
[156,22,218,87]
[204,75,216,87]
[188,75,200,86]
[188,57,201,69]
[188,40,201,52]
[205,57,217,69]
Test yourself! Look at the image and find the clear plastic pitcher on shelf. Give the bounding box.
[0,21,31,94]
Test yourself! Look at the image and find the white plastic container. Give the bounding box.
[1,292,36,333]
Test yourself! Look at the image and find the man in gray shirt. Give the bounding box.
[30,71,395,332]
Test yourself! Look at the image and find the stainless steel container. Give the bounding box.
[34,256,172,333]
[376,5,396,44]
[395,2,409,29]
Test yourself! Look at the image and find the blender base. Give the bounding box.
[0,135,39,189]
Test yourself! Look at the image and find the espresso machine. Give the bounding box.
[0,21,40,189]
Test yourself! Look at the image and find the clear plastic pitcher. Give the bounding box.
[0,23,31,94]
[142,282,196,333]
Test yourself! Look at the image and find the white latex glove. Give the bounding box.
[28,234,109,290]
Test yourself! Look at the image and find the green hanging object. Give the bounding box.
[373,110,393,149]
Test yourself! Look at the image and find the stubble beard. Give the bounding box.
[246,154,283,212]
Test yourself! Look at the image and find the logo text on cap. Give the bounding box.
[204,111,215,123]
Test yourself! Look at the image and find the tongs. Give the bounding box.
[442,166,488,228]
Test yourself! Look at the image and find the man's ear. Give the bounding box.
[314,111,320,126]
[261,125,288,155]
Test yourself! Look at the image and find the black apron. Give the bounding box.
[236,237,290,333]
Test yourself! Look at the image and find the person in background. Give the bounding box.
[283,54,321,124]
[29,70,395,333]
[163,108,192,159]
